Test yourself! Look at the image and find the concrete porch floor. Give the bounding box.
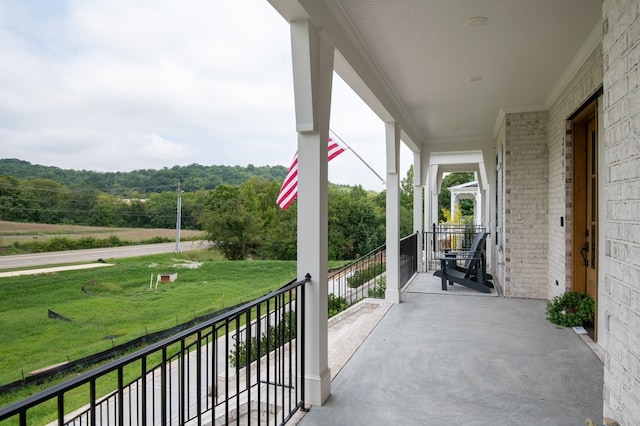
[297,273,604,426]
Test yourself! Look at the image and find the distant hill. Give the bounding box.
[0,159,288,197]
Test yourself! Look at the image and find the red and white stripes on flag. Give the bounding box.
[276,138,345,210]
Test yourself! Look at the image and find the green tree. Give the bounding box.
[0,175,30,222]
[459,198,474,217]
[200,184,262,260]
[182,190,209,230]
[123,199,149,228]
[328,186,384,260]
[400,165,415,236]
[253,178,298,260]
[0,159,287,198]
[145,191,178,228]
[67,186,100,225]
[400,165,414,208]
[261,202,297,260]
[90,193,121,226]
[368,165,416,239]
[438,172,475,222]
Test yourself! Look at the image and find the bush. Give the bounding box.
[545,291,595,327]
[347,263,386,288]
[229,312,296,368]
[368,276,386,299]
[328,294,347,317]
[4,235,173,255]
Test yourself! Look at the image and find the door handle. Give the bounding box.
[580,242,589,266]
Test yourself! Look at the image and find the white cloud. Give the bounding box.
[0,0,411,190]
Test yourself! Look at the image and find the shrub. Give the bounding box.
[328,294,347,317]
[347,263,386,288]
[77,236,97,248]
[368,276,386,299]
[4,234,173,255]
[229,312,296,368]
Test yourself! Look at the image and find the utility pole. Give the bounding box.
[175,182,182,253]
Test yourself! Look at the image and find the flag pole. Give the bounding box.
[329,129,386,185]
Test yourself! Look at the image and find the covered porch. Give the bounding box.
[296,274,604,425]
[268,0,639,423]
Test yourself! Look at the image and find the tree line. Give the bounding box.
[0,159,288,197]
[0,160,422,260]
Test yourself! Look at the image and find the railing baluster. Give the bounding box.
[179,339,185,425]
[128,376,133,426]
[265,297,271,425]
[141,357,147,426]
[212,324,219,417]
[287,290,293,417]
[300,276,307,410]
[249,308,254,424]
[255,302,262,425]
[90,380,96,426]
[274,294,280,424]
[57,394,64,426]
[279,291,285,424]
[117,367,124,426]
[161,348,167,426]
[224,319,230,426]
[235,314,240,426]
[196,330,202,426]
[151,363,156,426]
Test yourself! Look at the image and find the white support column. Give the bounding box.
[424,174,430,231]
[385,122,401,303]
[413,151,424,272]
[475,191,482,227]
[481,148,496,271]
[430,170,440,268]
[290,18,333,406]
[424,163,433,270]
[429,164,440,228]
[450,193,457,218]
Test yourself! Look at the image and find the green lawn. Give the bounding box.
[0,250,298,387]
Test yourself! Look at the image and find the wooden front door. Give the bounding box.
[571,99,598,341]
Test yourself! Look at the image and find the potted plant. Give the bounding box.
[545,291,595,327]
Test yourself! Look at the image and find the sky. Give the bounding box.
[0,0,412,191]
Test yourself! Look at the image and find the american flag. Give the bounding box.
[276,138,345,210]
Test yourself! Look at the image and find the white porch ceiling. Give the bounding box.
[269,0,603,153]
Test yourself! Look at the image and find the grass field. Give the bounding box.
[0,221,350,422]
[0,250,297,388]
[0,220,204,246]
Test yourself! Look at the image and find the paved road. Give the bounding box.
[0,240,210,270]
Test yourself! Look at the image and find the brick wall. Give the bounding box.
[547,45,603,301]
[502,111,549,298]
[602,0,640,424]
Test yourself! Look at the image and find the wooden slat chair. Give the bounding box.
[433,230,494,293]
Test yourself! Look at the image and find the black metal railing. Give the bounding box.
[327,233,419,308]
[328,245,386,308]
[0,276,310,426]
[399,232,419,287]
[424,224,484,271]
[1,234,420,425]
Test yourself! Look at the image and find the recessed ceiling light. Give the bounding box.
[467,76,482,83]
[465,16,488,28]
